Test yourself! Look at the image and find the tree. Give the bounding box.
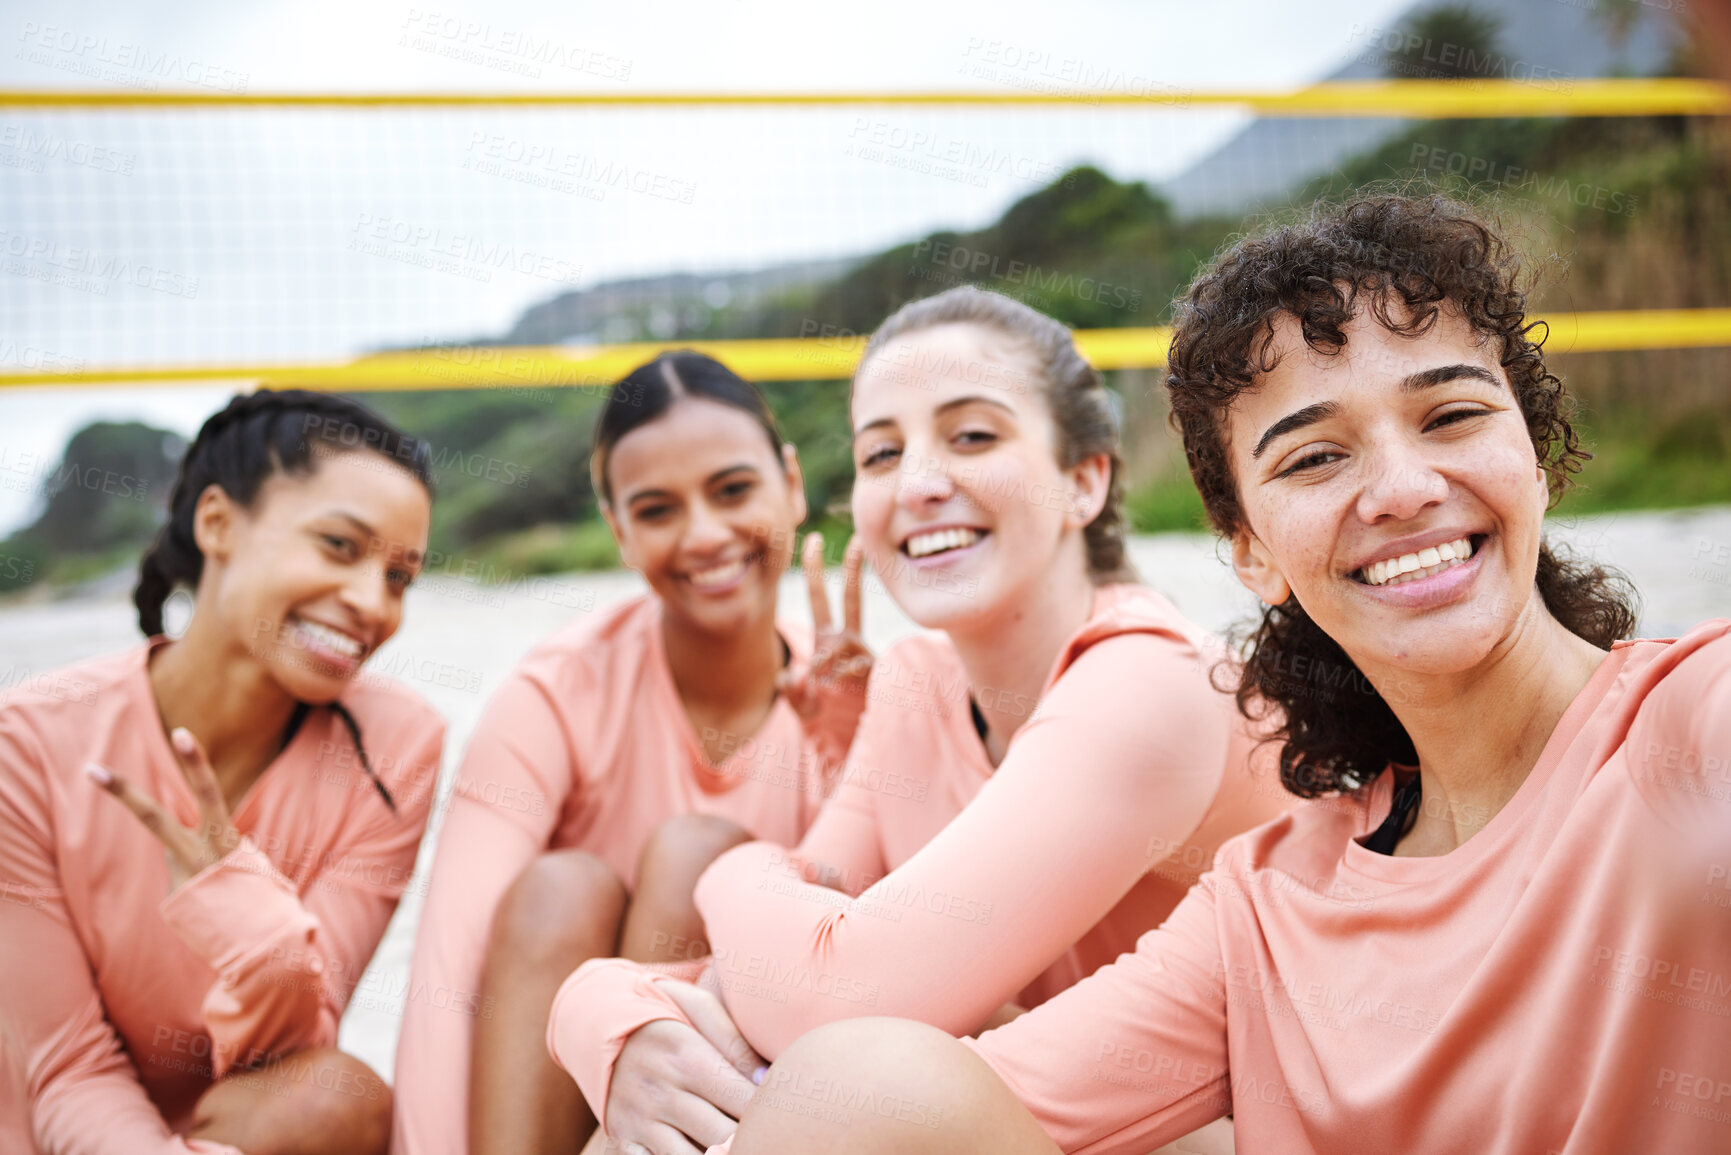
[1383,4,1506,82]
[27,422,183,553]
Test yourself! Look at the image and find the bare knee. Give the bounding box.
[735,1019,1056,1155]
[488,848,628,969]
[194,1048,391,1155]
[636,812,754,887]
[624,813,754,962]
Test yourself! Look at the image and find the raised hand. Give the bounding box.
[776,531,872,719]
[87,727,242,891]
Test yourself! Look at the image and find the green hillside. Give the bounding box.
[7,109,1730,590]
[369,113,1731,574]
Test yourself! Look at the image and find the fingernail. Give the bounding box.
[172,728,195,754]
[84,763,113,787]
[752,1065,767,1085]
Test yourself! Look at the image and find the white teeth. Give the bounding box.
[905,528,984,559]
[689,558,747,588]
[1358,537,1476,587]
[295,618,363,658]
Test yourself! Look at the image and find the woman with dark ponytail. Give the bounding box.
[393,352,872,1155]
[0,388,445,1155]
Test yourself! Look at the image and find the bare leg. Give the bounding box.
[732,1018,1060,1155]
[1154,1117,1236,1154]
[188,1048,391,1155]
[619,813,752,965]
[471,849,628,1155]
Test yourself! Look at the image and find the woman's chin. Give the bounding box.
[1340,627,1501,686]
[892,578,1000,634]
[271,665,352,706]
[244,640,356,705]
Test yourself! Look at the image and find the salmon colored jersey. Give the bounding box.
[0,640,444,1155]
[392,593,861,1155]
[967,619,1731,1154]
[549,584,1294,1127]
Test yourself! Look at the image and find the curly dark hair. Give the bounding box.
[1165,193,1639,797]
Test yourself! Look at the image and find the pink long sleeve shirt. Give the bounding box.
[0,640,444,1155]
[967,619,1731,1154]
[549,584,1294,1127]
[392,593,861,1155]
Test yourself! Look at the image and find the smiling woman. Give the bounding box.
[714,196,1730,1155]
[543,289,1287,1155]
[0,389,446,1155]
[392,352,871,1155]
[591,353,812,653]
[135,391,441,807]
[1167,194,1639,798]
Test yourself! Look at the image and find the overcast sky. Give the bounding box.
[0,0,1416,535]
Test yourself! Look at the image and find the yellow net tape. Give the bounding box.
[4,308,1728,392]
[4,79,1724,393]
[0,78,1727,117]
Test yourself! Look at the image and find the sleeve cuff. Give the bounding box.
[158,835,319,972]
[546,958,695,1128]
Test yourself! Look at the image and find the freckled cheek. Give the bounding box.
[1282,536,1338,589]
[1258,492,1340,591]
[1458,440,1547,530]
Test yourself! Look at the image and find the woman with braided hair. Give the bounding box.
[0,388,445,1155]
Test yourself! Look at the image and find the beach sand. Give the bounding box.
[4,508,1727,1081]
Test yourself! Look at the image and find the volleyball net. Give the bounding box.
[3,77,1731,392]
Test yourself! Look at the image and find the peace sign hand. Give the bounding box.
[776,532,872,719]
[86,727,243,891]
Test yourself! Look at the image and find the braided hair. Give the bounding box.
[135,389,435,814]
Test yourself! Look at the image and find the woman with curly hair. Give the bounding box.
[717,194,1731,1154]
